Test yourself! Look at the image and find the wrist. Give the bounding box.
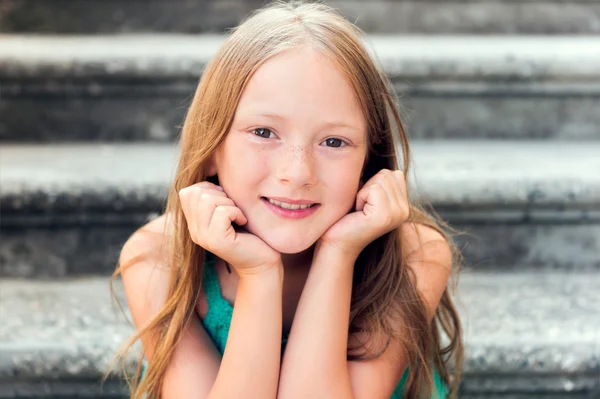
[315,240,361,263]
[237,261,284,285]
[314,241,359,271]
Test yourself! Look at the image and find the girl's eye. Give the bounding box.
[253,127,274,139]
[323,138,345,148]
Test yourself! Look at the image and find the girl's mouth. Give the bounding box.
[263,197,317,210]
[261,197,320,219]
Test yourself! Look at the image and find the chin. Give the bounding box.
[263,234,317,255]
[248,225,318,255]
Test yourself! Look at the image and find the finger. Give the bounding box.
[381,170,400,208]
[362,184,392,224]
[362,170,395,208]
[184,181,228,197]
[355,189,365,212]
[355,180,371,211]
[381,169,408,211]
[178,188,235,245]
[197,195,236,232]
[179,184,231,221]
[391,170,407,200]
[356,180,388,213]
[380,170,404,211]
[178,188,228,219]
[356,171,384,210]
[208,205,248,241]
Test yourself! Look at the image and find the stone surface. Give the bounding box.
[0,272,598,396]
[3,219,599,277]
[0,143,178,216]
[458,272,600,396]
[0,224,141,278]
[1,35,600,141]
[450,224,600,272]
[1,141,599,276]
[1,0,600,35]
[3,35,600,81]
[2,141,599,216]
[2,86,599,142]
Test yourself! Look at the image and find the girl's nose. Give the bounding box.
[276,145,318,188]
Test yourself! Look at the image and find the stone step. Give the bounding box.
[1,34,600,142]
[1,141,599,278]
[0,271,598,398]
[1,0,600,35]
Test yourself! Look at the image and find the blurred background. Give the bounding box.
[1,0,599,398]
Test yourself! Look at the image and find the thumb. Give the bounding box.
[355,184,370,212]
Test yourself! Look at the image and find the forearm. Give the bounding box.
[278,246,356,398]
[209,266,283,399]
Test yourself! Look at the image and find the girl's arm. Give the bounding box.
[209,266,283,398]
[276,226,453,399]
[121,228,283,399]
[277,244,355,398]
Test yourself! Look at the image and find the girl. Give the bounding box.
[108,1,464,398]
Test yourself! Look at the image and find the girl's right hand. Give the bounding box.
[178,181,282,277]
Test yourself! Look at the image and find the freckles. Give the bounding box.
[256,146,269,169]
[293,145,309,159]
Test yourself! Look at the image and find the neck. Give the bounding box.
[281,243,316,272]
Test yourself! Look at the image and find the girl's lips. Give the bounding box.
[261,197,320,219]
[266,196,317,205]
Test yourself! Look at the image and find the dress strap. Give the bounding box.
[202,254,227,309]
[201,253,234,354]
[202,252,289,355]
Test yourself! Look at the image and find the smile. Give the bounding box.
[267,198,316,210]
[261,197,320,219]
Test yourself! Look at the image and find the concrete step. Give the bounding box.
[0,271,598,398]
[1,34,600,142]
[2,0,600,35]
[1,141,599,278]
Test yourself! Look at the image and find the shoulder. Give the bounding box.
[400,222,453,320]
[118,213,177,326]
[400,222,448,259]
[345,223,453,395]
[119,212,211,318]
[120,213,173,267]
[117,215,222,388]
[119,211,172,278]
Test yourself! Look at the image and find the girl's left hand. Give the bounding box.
[319,169,410,258]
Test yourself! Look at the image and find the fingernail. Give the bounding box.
[216,185,224,191]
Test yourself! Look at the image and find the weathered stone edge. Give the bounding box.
[2,142,599,220]
[0,272,598,392]
[2,0,600,36]
[2,35,600,81]
[2,341,597,381]
[7,142,600,204]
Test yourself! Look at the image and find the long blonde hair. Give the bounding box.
[106,1,465,397]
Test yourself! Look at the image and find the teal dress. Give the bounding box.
[140,255,448,398]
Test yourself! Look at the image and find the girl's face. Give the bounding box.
[209,46,367,254]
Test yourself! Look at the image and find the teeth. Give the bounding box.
[268,198,314,210]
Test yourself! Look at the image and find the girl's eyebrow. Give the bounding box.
[244,111,361,132]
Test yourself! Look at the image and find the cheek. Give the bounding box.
[238,138,270,167]
[222,139,262,177]
[321,166,361,208]
[218,140,269,200]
